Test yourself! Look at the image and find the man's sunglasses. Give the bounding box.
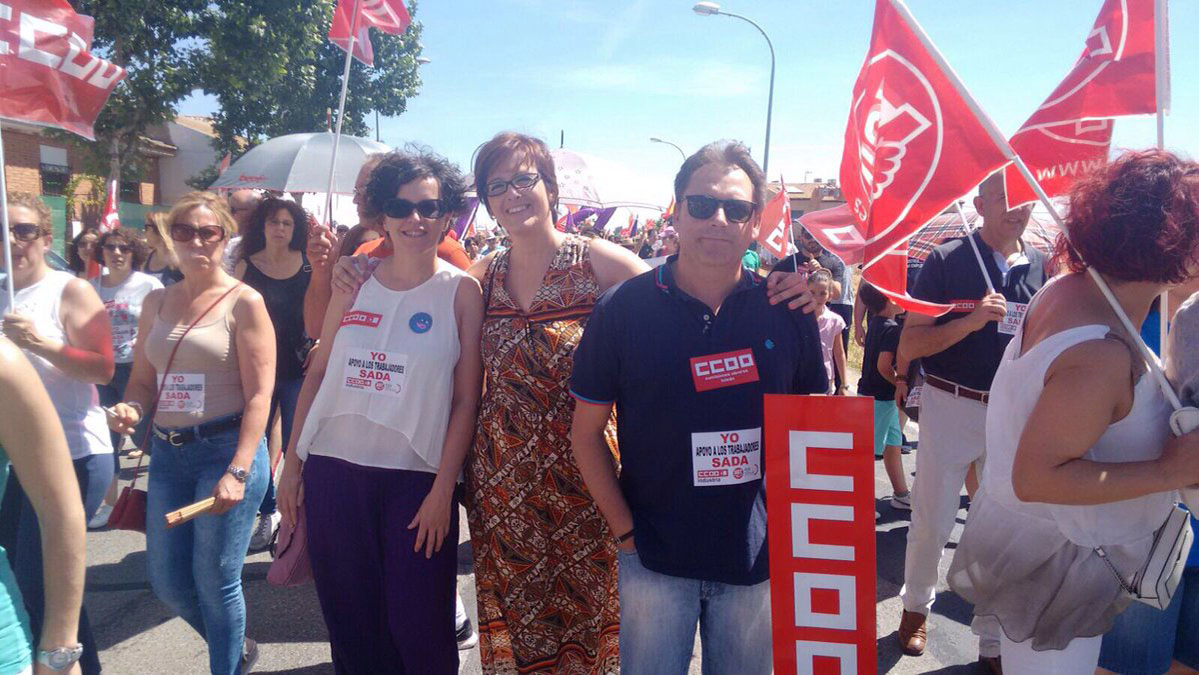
[8,223,45,242]
[383,198,446,220]
[170,223,226,244]
[684,195,756,224]
[102,243,132,254]
[484,173,541,198]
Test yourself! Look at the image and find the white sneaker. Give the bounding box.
[249,512,281,551]
[456,617,479,650]
[890,492,912,510]
[88,503,114,530]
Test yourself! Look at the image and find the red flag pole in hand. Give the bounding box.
[323,0,363,228]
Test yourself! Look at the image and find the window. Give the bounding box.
[120,181,139,203]
[39,145,69,196]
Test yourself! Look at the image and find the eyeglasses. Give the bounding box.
[684,195,756,224]
[382,198,445,220]
[484,173,541,198]
[102,243,132,254]
[8,223,44,242]
[170,223,226,244]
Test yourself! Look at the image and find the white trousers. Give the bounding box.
[1000,634,1102,673]
[899,384,1000,656]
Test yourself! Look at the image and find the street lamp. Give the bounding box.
[691,2,776,176]
[650,137,686,161]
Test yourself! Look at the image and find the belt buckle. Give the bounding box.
[166,430,185,447]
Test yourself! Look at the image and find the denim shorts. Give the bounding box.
[1098,567,1199,673]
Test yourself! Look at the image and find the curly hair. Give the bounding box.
[95,228,150,270]
[473,132,559,219]
[239,197,310,260]
[365,146,467,231]
[1054,149,1199,283]
[6,192,51,230]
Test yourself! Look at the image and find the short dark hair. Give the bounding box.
[240,197,310,259]
[473,132,559,219]
[97,227,150,269]
[366,146,468,228]
[858,281,888,316]
[1054,149,1199,283]
[673,140,767,209]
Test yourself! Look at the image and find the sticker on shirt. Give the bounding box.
[342,348,407,397]
[904,384,922,409]
[159,374,205,413]
[409,312,433,334]
[997,301,1029,336]
[692,427,762,486]
[341,310,383,328]
[690,348,760,392]
[949,299,978,312]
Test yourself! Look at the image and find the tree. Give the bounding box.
[199,0,424,158]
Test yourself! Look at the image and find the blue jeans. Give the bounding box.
[145,422,267,675]
[1098,567,1199,674]
[617,550,772,675]
[258,377,302,517]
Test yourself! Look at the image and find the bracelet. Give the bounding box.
[616,529,635,543]
[126,401,145,418]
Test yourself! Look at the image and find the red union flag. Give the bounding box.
[87,178,120,279]
[0,0,126,140]
[1005,0,1160,207]
[329,0,412,67]
[756,178,791,259]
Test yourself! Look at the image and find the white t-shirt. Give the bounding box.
[91,271,163,363]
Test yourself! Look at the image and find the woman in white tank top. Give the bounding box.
[1,192,113,674]
[278,148,483,674]
[948,150,1199,672]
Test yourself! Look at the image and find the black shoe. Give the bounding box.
[241,638,259,674]
[456,617,479,650]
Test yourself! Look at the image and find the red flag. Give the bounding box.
[0,0,126,140]
[836,0,1011,315]
[1004,0,1160,207]
[756,178,790,259]
[329,0,412,67]
[662,198,675,221]
[85,178,120,279]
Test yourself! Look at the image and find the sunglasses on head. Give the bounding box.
[383,198,445,220]
[102,243,132,254]
[170,223,226,244]
[484,173,541,198]
[684,195,756,223]
[9,223,44,242]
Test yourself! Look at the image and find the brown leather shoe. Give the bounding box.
[978,655,1002,674]
[897,610,927,656]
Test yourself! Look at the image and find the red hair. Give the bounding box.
[1055,149,1199,283]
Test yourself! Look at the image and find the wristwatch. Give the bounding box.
[37,645,84,671]
[227,465,251,483]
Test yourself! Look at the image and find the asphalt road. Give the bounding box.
[86,418,988,674]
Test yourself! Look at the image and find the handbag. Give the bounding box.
[267,504,313,586]
[108,284,245,533]
[1085,271,1197,608]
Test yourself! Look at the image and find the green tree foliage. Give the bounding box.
[199,0,423,157]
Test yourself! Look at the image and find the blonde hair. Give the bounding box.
[162,192,236,258]
[6,192,52,232]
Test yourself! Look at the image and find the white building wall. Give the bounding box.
[158,121,222,205]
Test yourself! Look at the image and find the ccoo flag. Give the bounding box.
[329,0,412,67]
[755,178,790,259]
[1004,0,1162,208]
[836,0,1011,314]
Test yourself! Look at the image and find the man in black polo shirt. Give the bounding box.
[894,173,1045,670]
[570,141,826,675]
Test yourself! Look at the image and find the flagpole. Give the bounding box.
[324,0,363,227]
[1155,0,1170,358]
[955,202,994,294]
[0,125,14,308]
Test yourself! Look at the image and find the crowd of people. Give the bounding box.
[0,133,1198,675]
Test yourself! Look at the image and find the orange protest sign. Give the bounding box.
[765,394,876,674]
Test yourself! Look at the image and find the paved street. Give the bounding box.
[87,419,987,673]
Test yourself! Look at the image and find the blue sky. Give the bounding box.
[181,0,1198,207]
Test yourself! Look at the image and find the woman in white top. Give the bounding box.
[1,192,114,675]
[278,148,483,674]
[948,149,1199,672]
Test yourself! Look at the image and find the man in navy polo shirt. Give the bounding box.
[894,173,1046,671]
[570,141,826,675]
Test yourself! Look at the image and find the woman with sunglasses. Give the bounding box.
[88,228,163,528]
[277,147,483,673]
[233,197,312,552]
[1,192,114,675]
[106,191,274,675]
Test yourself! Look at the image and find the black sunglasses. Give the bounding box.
[383,198,445,220]
[484,173,541,198]
[171,223,226,244]
[684,195,756,224]
[9,223,44,242]
[102,243,132,254]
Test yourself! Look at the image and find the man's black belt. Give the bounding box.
[154,414,244,447]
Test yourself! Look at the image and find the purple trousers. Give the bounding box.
[303,454,459,674]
